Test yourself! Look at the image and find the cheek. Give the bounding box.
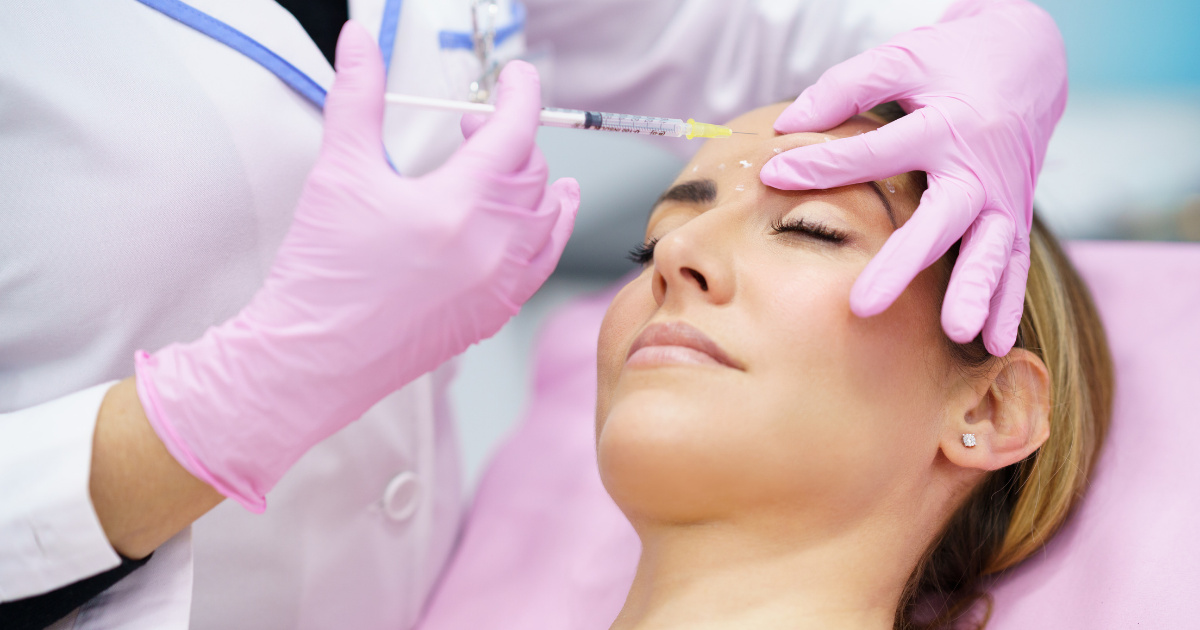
[729,259,952,511]
[596,271,655,427]
[784,266,949,477]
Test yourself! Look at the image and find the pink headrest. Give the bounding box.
[415,242,1200,629]
[988,242,1200,627]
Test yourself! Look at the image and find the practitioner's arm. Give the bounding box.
[89,378,223,560]
[3,21,577,604]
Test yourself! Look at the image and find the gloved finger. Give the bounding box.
[514,177,580,305]
[850,176,982,317]
[322,20,387,157]
[980,237,1030,356]
[940,211,1016,344]
[460,113,488,139]
[773,43,917,134]
[530,178,580,272]
[498,143,552,212]
[457,60,542,174]
[761,107,935,191]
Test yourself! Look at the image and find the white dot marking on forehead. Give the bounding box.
[739,160,753,168]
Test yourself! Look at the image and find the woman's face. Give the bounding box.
[596,103,963,535]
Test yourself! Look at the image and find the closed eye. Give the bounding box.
[627,237,660,266]
[770,217,847,244]
[630,218,845,266]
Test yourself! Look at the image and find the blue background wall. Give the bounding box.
[1035,0,1200,90]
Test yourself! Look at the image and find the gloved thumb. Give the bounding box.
[456,60,542,174]
[322,20,387,158]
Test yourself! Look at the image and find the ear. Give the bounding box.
[941,349,1051,471]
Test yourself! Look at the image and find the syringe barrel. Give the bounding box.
[539,108,687,137]
[597,112,687,137]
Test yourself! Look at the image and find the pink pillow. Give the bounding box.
[415,242,1200,629]
[988,242,1200,627]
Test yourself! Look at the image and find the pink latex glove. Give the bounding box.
[133,21,578,512]
[759,0,1067,356]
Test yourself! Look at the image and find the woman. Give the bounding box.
[594,102,1112,629]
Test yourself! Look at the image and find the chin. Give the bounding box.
[597,388,765,526]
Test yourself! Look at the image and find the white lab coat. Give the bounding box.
[0,0,951,627]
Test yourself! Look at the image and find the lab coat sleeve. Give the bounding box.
[524,0,956,127]
[0,383,122,602]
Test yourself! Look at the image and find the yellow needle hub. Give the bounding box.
[685,118,733,140]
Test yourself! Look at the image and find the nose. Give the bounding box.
[650,217,734,308]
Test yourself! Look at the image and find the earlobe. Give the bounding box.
[943,349,1051,472]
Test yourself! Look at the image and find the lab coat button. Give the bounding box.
[382,471,421,521]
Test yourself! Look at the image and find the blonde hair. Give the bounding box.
[896,213,1114,629]
[853,103,1115,629]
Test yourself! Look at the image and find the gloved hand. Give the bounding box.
[759,0,1066,356]
[134,21,578,511]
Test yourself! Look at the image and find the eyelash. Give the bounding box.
[627,218,846,267]
[770,217,847,244]
[627,238,659,266]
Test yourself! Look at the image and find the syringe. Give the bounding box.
[384,93,740,140]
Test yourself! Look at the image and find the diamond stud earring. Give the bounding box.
[962,433,977,448]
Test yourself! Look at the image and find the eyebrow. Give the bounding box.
[867,181,898,228]
[652,179,717,210]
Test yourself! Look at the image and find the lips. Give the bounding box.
[625,321,741,370]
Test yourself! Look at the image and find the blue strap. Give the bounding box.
[378,0,403,72]
[438,1,525,51]
[134,0,328,109]
[134,0,406,111]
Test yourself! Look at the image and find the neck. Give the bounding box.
[610,516,923,630]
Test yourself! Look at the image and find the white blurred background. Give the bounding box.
[452,0,1200,491]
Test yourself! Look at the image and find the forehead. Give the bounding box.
[683,102,886,178]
